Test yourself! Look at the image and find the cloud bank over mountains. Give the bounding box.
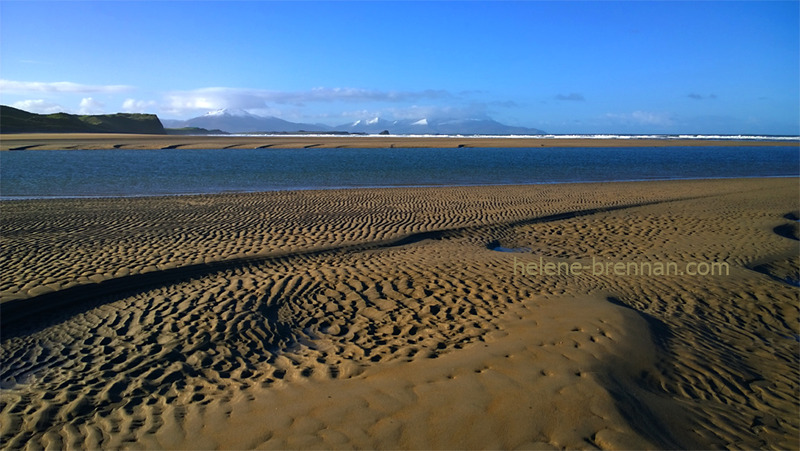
[1,79,493,122]
[2,79,531,129]
[156,86,454,117]
[3,78,790,135]
[162,108,546,135]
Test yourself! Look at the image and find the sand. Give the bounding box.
[0,178,798,449]
[0,133,797,150]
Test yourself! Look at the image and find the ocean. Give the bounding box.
[1,146,797,199]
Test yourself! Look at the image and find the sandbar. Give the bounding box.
[1,132,797,150]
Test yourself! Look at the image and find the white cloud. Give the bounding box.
[605,110,674,127]
[339,109,384,119]
[383,103,492,121]
[78,97,105,114]
[0,79,133,94]
[308,102,498,125]
[303,87,450,103]
[161,86,454,116]
[630,110,673,126]
[122,98,157,113]
[163,88,251,114]
[11,99,66,114]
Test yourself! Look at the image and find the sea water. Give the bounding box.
[1,146,797,199]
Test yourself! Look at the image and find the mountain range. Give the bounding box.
[162,109,545,135]
[0,106,546,135]
[161,109,329,134]
[339,116,545,135]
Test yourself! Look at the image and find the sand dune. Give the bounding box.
[1,178,798,449]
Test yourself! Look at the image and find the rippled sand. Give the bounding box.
[1,178,798,449]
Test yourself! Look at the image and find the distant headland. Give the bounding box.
[0,105,166,134]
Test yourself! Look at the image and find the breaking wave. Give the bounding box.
[222,133,799,141]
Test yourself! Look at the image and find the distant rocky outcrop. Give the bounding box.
[0,106,166,134]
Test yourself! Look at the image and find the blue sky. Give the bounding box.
[1,1,798,134]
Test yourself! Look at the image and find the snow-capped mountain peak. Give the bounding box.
[169,112,545,135]
[204,108,255,117]
[335,116,545,135]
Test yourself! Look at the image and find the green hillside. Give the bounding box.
[0,105,166,134]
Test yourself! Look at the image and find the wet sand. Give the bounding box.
[1,178,798,449]
[1,133,796,150]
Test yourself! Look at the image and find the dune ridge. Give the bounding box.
[1,178,798,449]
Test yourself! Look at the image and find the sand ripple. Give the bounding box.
[1,178,797,449]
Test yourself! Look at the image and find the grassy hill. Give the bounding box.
[0,105,166,134]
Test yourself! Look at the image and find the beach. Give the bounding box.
[1,178,798,449]
[0,133,796,150]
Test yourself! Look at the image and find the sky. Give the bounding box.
[1,1,798,135]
